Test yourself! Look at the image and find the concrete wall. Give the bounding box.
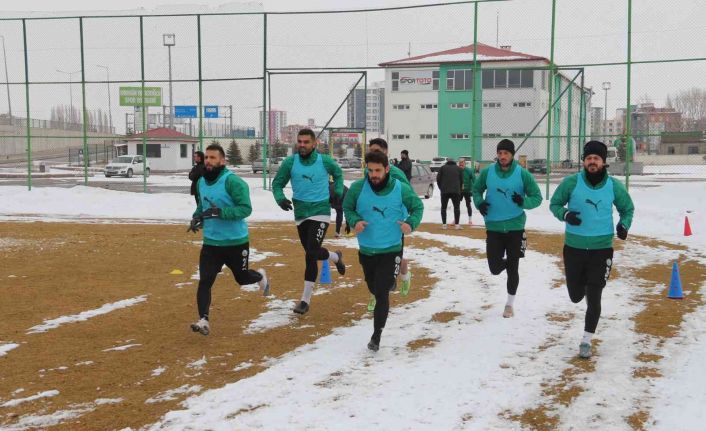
[0,125,119,157]
[636,154,706,165]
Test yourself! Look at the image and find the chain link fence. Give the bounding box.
[0,0,703,193]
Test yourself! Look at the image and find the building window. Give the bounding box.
[180,144,187,158]
[688,146,699,154]
[521,70,534,88]
[667,146,675,155]
[446,69,473,91]
[450,103,470,109]
[420,103,438,109]
[513,102,532,108]
[392,134,410,140]
[136,143,161,158]
[432,70,439,91]
[483,102,501,108]
[419,134,438,140]
[483,133,501,138]
[483,69,534,89]
[450,133,470,140]
[393,104,410,110]
[392,72,399,92]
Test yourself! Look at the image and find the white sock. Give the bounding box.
[506,294,516,307]
[582,331,594,345]
[328,251,339,264]
[302,281,315,303]
[402,269,411,280]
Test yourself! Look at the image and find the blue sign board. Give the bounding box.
[174,105,197,118]
[204,106,219,118]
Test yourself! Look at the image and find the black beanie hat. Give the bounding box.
[583,140,608,161]
[496,139,515,155]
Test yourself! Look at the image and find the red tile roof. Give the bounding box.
[128,127,198,141]
[379,42,548,67]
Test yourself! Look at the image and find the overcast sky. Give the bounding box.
[1,0,703,133]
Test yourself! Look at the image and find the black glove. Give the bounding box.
[187,216,203,233]
[279,199,293,211]
[564,211,582,226]
[202,206,221,219]
[344,222,351,235]
[479,201,490,217]
[511,192,524,207]
[616,222,628,240]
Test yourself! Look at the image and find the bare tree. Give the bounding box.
[671,87,706,131]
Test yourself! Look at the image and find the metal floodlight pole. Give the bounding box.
[0,35,12,124]
[163,33,175,130]
[97,65,113,134]
[56,68,81,123]
[140,17,147,193]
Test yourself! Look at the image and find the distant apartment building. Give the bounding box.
[259,110,287,143]
[346,82,385,136]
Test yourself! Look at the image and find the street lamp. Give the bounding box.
[602,81,611,138]
[57,68,82,124]
[0,35,11,125]
[96,65,113,134]
[163,33,175,130]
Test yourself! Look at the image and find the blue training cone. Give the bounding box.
[319,259,332,284]
[668,261,684,299]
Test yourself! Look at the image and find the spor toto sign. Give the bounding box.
[397,70,434,92]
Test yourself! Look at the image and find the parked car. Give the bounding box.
[252,157,285,173]
[527,158,548,174]
[410,162,435,199]
[429,156,451,172]
[104,155,150,178]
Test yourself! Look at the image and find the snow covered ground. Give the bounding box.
[1,169,705,430]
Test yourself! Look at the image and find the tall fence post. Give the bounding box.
[545,0,557,199]
[80,17,89,184]
[625,0,633,189]
[22,19,32,191]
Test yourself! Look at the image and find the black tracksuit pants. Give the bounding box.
[297,219,331,282]
[563,245,614,333]
[486,230,526,295]
[461,192,472,217]
[440,193,461,225]
[197,243,263,320]
[359,251,402,334]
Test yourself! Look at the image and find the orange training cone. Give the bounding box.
[684,216,693,236]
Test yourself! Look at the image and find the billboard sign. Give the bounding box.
[119,87,162,106]
[174,105,197,118]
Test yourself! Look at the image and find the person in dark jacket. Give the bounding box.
[189,151,206,205]
[329,179,350,238]
[436,158,463,229]
[397,150,413,181]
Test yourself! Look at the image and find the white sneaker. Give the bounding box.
[468,217,473,226]
[502,305,514,318]
[455,224,462,230]
[335,232,341,238]
[190,318,210,335]
[257,269,270,296]
[442,224,448,230]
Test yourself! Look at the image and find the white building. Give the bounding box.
[379,43,588,162]
[122,128,198,171]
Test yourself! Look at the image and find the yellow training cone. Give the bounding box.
[170,269,184,275]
